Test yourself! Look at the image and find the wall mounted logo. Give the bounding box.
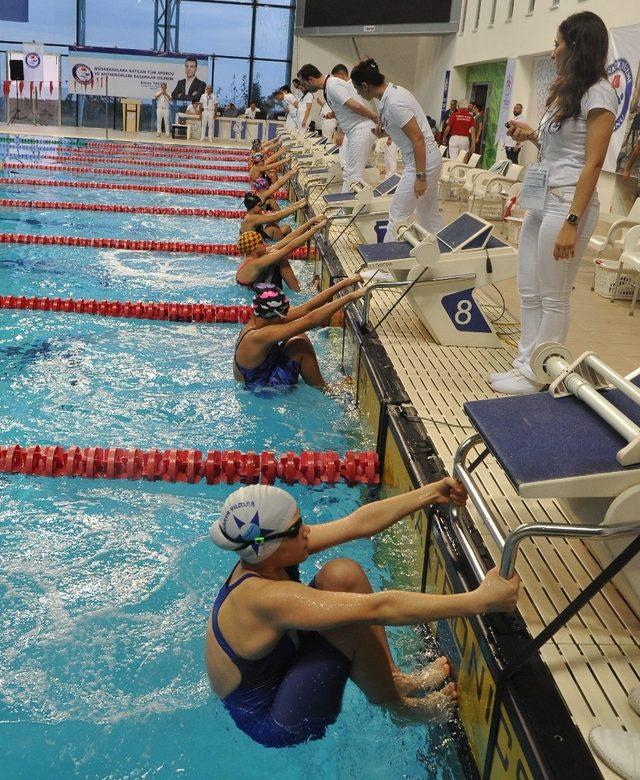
[607,58,633,132]
[24,52,41,69]
[72,64,94,84]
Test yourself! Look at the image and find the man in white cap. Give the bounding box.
[205,481,520,747]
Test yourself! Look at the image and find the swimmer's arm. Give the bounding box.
[307,479,466,553]
[343,98,378,124]
[243,223,323,277]
[254,288,366,345]
[261,168,298,201]
[264,147,288,165]
[288,275,361,318]
[247,200,307,227]
[269,217,325,252]
[258,569,520,631]
[262,158,291,174]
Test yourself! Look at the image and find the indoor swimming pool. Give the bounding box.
[0,142,468,779]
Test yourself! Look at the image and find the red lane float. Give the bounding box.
[0,294,253,324]
[0,177,288,199]
[40,154,248,171]
[3,162,251,183]
[0,199,245,219]
[0,232,309,257]
[0,444,380,487]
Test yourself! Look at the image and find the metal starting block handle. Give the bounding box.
[532,342,640,466]
[397,222,440,265]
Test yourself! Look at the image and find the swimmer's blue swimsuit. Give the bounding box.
[234,328,301,390]
[211,564,350,748]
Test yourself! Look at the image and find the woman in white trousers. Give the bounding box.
[350,60,443,240]
[489,10,617,395]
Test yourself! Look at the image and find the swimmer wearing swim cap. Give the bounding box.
[249,144,291,185]
[232,276,365,390]
[205,481,521,747]
[235,214,326,292]
[239,189,305,243]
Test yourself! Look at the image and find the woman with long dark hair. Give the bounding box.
[489,11,616,394]
[350,59,444,240]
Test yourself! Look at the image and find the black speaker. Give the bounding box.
[9,60,25,81]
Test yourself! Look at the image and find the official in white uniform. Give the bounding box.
[155,83,172,137]
[351,59,443,240]
[200,85,216,141]
[297,91,314,131]
[297,64,378,192]
[489,11,616,395]
[281,86,298,130]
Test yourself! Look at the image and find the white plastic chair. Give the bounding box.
[467,164,524,218]
[439,152,480,200]
[616,224,640,315]
[589,198,640,254]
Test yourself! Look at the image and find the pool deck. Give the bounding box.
[303,172,640,778]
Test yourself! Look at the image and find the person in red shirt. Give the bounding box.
[442,103,475,161]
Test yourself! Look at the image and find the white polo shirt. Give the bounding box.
[200,93,216,114]
[244,107,258,119]
[504,111,526,148]
[378,82,438,169]
[324,75,374,136]
[540,78,617,187]
[283,92,298,118]
[156,92,171,109]
[298,92,313,124]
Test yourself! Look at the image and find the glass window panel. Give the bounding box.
[251,60,289,113]
[0,0,75,45]
[212,58,249,109]
[253,6,292,60]
[180,2,252,58]
[85,0,155,49]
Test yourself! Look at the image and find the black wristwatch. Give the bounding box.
[566,213,579,225]
[415,172,427,181]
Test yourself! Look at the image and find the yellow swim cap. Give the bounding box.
[237,230,263,255]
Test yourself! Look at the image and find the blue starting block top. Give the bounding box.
[464,376,640,497]
[358,241,411,262]
[324,191,357,204]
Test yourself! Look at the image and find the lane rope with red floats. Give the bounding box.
[2,162,251,183]
[0,232,309,257]
[0,294,253,323]
[0,199,245,219]
[37,153,248,171]
[0,444,380,487]
[0,178,288,199]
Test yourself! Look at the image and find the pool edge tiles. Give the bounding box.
[317,239,605,779]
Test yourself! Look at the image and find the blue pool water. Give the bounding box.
[0,141,468,779]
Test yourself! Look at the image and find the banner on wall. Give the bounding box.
[1,0,28,22]
[67,47,209,100]
[440,70,450,123]
[22,42,44,81]
[494,58,516,145]
[604,24,640,173]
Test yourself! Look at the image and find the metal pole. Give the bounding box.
[585,353,640,406]
[105,75,109,140]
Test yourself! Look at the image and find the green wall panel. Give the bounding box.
[466,60,507,168]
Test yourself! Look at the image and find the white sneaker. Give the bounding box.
[486,367,520,384]
[629,687,640,716]
[156,133,161,137]
[490,369,543,396]
[589,726,640,780]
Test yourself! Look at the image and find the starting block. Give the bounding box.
[322,174,401,213]
[357,212,517,348]
[455,345,640,605]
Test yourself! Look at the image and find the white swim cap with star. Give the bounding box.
[210,484,298,564]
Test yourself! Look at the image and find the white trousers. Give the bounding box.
[383,141,398,177]
[156,108,170,135]
[516,187,599,379]
[342,123,375,192]
[201,114,215,140]
[321,118,337,140]
[285,114,297,130]
[448,135,469,161]
[384,153,443,242]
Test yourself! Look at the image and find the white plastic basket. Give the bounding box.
[592,258,636,300]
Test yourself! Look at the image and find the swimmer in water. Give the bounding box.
[240,192,306,242]
[249,149,291,184]
[206,482,521,747]
[233,276,364,390]
[235,215,326,292]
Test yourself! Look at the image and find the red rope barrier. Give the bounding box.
[3,162,251,184]
[0,294,253,323]
[0,177,288,199]
[40,153,247,172]
[0,232,308,257]
[0,444,380,486]
[84,142,249,159]
[0,199,244,218]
